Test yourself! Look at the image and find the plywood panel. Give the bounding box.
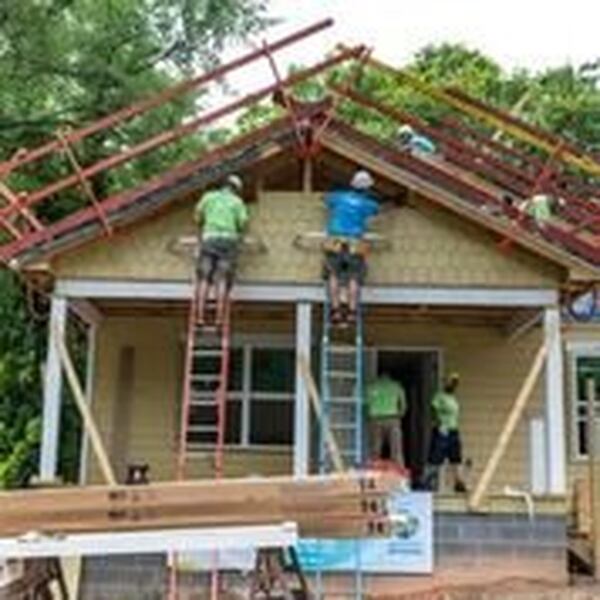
[54,192,563,287]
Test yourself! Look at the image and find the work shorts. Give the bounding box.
[322,243,366,285]
[428,428,462,466]
[197,237,239,285]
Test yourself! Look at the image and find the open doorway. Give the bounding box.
[375,349,440,484]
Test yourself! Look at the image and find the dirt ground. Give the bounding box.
[378,579,600,600]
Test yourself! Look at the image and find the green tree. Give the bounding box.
[0,0,270,488]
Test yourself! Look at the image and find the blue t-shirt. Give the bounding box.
[325,188,380,239]
[410,134,437,155]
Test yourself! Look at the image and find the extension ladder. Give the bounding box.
[169,283,232,600]
[319,295,365,472]
[317,292,365,600]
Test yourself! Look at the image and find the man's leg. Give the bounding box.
[346,254,365,320]
[324,251,343,321]
[196,247,214,325]
[449,431,467,492]
[423,429,443,491]
[388,418,404,467]
[214,240,238,325]
[369,419,383,461]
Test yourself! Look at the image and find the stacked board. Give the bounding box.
[0,472,401,541]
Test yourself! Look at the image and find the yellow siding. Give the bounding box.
[367,319,544,491]
[87,312,542,492]
[54,192,563,287]
[86,315,292,484]
[564,323,600,498]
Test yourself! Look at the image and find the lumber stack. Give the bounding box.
[0,472,401,540]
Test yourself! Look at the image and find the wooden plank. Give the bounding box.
[588,377,600,579]
[0,473,396,539]
[110,346,135,479]
[469,341,548,510]
[298,354,344,472]
[53,324,117,486]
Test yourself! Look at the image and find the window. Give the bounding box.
[249,348,294,445]
[186,343,294,449]
[572,354,600,458]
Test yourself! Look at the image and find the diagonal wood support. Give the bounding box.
[55,129,112,236]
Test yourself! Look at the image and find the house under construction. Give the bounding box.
[0,18,599,599]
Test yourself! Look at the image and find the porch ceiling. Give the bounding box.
[90,298,532,329]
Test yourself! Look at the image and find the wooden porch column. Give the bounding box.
[294,301,312,477]
[40,295,68,480]
[544,307,566,494]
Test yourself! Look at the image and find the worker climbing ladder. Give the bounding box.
[317,290,365,600]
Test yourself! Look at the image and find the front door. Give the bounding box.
[375,350,439,483]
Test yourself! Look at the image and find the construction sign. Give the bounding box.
[297,491,433,574]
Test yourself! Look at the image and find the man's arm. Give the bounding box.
[236,198,250,233]
[194,197,206,225]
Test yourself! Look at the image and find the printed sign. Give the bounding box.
[297,491,433,574]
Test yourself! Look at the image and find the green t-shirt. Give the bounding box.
[195,188,249,240]
[431,391,459,434]
[525,194,552,222]
[366,377,406,418]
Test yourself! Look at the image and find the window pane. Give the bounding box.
[186,400,241,445]
[576,356,600,401]
[251,348,294,393]
[578,420,588,456]
[250,399,293,445]
[229,348,244,391]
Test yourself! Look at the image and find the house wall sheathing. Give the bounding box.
[53,192,565,288]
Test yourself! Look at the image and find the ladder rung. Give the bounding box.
[191,374,221,382]
[328,345,357,354]
[326,370,357,379]
[190,399,218,407]
[187,425,219,433]
[330,423,357,431]
[329,397,358,404]
[193,349,223,357]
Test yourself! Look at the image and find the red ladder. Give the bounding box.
[169,281,232,599]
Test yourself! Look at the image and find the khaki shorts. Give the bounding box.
[197,237,239,285]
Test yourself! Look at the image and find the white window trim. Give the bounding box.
[569,346,600,462]
[188,338,295,452]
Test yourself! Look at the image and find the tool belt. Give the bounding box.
[324,237,369,256]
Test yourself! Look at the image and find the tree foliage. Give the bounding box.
[1,5,599,488]
[0,0,269,488]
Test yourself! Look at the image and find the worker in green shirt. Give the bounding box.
[519,187,565,227]
[366,374,407,466]
[194,174,249,325]
[424,373,467,493]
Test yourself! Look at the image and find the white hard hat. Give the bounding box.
[397,124,414,137]
[350,170,374,190]
[226,174,243,192]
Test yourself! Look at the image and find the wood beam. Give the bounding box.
[0,473,398,540]
[469,340,548,510]
[53,323,117,486]
[0,523,298,559]
[56,279,559,307]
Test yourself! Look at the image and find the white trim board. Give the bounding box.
[0,522,297,559]
[55,279,559,307]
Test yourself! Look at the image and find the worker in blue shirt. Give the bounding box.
[396,124,437,157]
[323,170,380,324]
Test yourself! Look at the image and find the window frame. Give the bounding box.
[187,336,295,451]
[569,343,600,462]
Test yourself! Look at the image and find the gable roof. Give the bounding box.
[5,106,596,279]
[0,22,598,278]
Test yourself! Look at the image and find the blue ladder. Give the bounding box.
[317,291,365,600]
